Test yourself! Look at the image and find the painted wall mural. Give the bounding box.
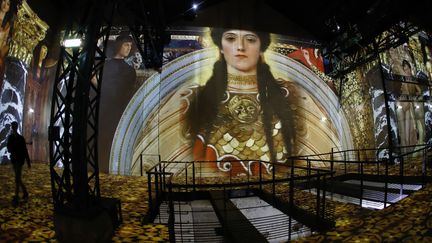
[109,27,352,175]
[0,1,48,163]
[1,6,429,176]
[378,32,431,155]
[344,30,432,160]
[98,28,157,172]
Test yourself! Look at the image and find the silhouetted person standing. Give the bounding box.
[7,121,30,205]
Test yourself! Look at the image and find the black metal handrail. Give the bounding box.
[292,143,431,208]
[294,143,430,161]
[143,143,431,241]
[145,159,334,242]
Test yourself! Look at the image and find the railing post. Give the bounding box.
[330,148,334,178]
[272,161,276,203]
[399,154,404,196]
[168,181,175,243]
[288,160,294,242]
[344,151,347,174]
[357,150,361,174]
[307,158,311,192]
[288,213,292,242]
[330,158,334,181]
[422,148,426,186]
[158,163,163,194]
[289,158,295,239]
[259,161,262,191]
[185,162,188,192]
[148,172,152,212]
[316,171,321,220]
[230,161,233,185]
[377,156,380,176]
[322,174,326,220]
[384,158,389,207]
[247,162,250,191]
[162,165,166,192]
[192,162,196,193]
[140,154,143,176]
[360,161,364,207]
[290,159,295,207]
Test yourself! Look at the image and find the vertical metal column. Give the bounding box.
[49,0,114,210]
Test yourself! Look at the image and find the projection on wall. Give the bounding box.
[340,31,431,160]
[0,0,22,163]
[375,32,431,156]
[97,28,156,173]
[106,27,352,175]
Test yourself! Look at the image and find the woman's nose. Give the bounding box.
[237,40,245,51]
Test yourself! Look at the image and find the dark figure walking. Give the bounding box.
[7,121,31,205]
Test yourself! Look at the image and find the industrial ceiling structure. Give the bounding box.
[26,0,432,42]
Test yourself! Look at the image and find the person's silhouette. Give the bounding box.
[7,121,31,205]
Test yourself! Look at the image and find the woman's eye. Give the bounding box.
[224,35,237,42]
[246,37,257,43]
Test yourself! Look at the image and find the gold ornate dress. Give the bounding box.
[188,74,291,175]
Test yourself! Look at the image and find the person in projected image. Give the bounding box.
[99,32,136,169]
[0,0,17,87]
[397,60,421,153]
[184,29,297,176]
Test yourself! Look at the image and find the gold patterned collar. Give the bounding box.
[227,73,258,92]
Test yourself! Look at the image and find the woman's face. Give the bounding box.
[1,0,10,13]
[117,41,132,58]
[402,63,412,77]
[40,46,48,60]
[221,30,261,75]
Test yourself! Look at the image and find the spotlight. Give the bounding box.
[397,105,402,109]
[415,105,420,109]
[192,3,198,10]
[29,108,34,113]
[63,38,82,48]
[321,117,327,122]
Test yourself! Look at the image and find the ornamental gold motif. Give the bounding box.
[228,94,261,123]
[8,1,48,65]
[341,70,375,153]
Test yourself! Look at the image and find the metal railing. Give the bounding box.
[293,143,432,208]
[144,159,334,242]
[142,143,431,241]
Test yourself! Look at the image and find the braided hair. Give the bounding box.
[187,29,295,161]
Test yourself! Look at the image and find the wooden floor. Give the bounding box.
[1,162,432,242]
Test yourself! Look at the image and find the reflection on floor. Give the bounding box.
[1,162,432,242]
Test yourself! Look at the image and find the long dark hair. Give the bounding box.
[0,0,20,46]
[187,29,296,161]
[1,0,19,28]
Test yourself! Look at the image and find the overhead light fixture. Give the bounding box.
[29,108,34,113]
[321,117,327,122]
[192,3,198,10]
[63,38,82,48]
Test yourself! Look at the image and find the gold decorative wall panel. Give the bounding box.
[8,1,48,65]
[340,68,375,155]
